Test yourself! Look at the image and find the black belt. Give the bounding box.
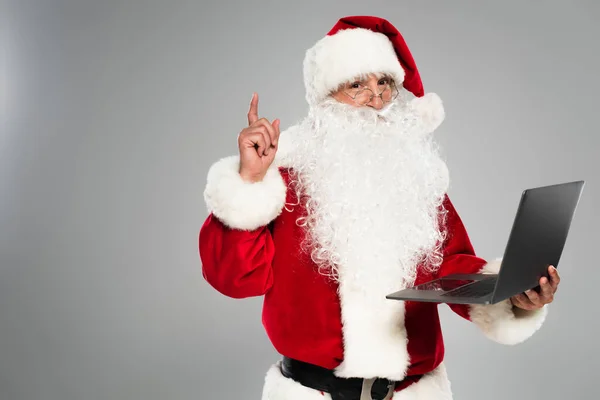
[280,356,398,400]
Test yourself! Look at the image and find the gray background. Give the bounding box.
[2,0,598,399]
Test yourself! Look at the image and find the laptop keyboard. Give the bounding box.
[440,278,497,298]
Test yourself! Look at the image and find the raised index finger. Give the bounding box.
[247,92,259,126]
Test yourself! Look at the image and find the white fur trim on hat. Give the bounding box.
[303,27,406,106]
[469,258,548,345]
[410,92,445,133]
[203,155,287,231]
[260,361,453,399]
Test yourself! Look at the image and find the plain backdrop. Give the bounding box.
[2,1,599,399]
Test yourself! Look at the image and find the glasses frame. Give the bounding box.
[342,79,400,106]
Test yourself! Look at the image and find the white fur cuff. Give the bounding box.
[410,93,445,133]
[469,258,548,345]
[203,155,287,231]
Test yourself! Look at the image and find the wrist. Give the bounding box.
[239,170,266,183]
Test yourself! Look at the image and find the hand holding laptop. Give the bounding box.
[386,180,583,305]
[510,265,560,311]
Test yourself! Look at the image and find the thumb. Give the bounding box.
[272,119,280,145]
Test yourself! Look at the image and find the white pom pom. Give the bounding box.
[410,92,445,133]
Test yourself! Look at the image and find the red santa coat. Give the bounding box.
[199,151,548,399]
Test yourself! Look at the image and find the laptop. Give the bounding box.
[386,180,585,305]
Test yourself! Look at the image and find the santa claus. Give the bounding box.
[199,16,560,400]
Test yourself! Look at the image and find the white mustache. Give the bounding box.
[375,101,397,118]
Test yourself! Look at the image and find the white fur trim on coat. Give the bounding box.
[203,155,287,231]
[261,361,329,400]
[275,122,412,380]
[303,27,406,106]
[333,291,410,380]
[469,258,548,345]
[410,92,445,134]
[261,361,453,400]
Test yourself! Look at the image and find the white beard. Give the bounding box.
[284,92,451,293]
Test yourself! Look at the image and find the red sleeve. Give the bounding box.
[198,155,288,299]
[436,194,488,320]
[199,213,275,299]
[436,194,549,344]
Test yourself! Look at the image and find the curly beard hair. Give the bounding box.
[284,91,451,290]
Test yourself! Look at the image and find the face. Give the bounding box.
[330,73,397,110]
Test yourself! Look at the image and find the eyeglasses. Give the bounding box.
[342,79,399,106]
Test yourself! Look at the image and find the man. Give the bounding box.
[199,16,560,400]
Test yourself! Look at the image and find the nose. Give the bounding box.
[368,94,384,110]
[366,79,384,110]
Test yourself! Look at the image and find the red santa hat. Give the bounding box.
[303,16,425,106]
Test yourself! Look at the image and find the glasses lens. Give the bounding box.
[353,88,373,105]
[343,81,399,105]
[380,86,393,103]
[380,82,400,103]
